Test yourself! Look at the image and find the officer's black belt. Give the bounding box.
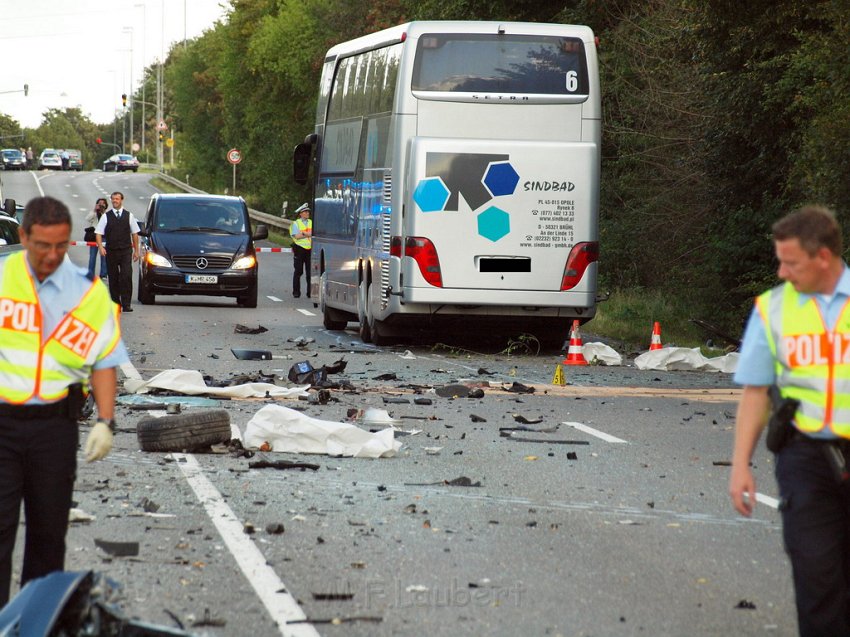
[795,430,850,453]
[0,399,68,419]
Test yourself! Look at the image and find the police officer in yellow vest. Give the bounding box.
[290,203,312,298]
[731,205,850,636]
[0,196,129,606]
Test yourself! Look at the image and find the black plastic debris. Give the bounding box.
[406,476,482,487]
[288,360,328,385]
[414,397,433,406]
[435,384,469,398]
[137,497,160,513]
[477,368,496,375]
[234,324,268,334]
[735,600,756,610]
[373,373,397,381]
[513,414,543,424]
[312,592,355,601]
[383,396,410,404]
[94,539,139,557]
[288,336,315,347]
[191,609,227,628]
[470,414,487,423]
[266,523,286,535]
[248,460,320,471]
[505,435,589,445]
[505,382,535,394]
[468,387,485,399]
[324,358,348,374]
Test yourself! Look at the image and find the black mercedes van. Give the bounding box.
[137,193,268,307]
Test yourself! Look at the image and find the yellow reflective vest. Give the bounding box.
[290,218,312,250]
[0,251,121,404]
[757,282,850,438]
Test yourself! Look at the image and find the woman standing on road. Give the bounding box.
[85,198,108,279]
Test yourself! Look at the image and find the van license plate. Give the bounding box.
[186,274,218,284]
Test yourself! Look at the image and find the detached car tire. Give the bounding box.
[136,409,232,452]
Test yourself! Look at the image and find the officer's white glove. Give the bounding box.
[85,420,113,462]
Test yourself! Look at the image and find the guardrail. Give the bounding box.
[153,170,292,234]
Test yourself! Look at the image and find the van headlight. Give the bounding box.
[145,252,172,268]
[232,255,256,270]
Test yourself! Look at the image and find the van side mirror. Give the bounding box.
[293,142,313,185]
[253,224,268,241]
[3,199,15,217]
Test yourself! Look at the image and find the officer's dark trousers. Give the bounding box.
[0,415,77,606]
[106,247,133,309]
[777,435,850,637]
[292,245,311,296]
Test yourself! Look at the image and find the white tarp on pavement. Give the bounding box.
[634,347,739,373]
[124,369,309,399]
[583,342,623,366]
[244,404,402,458]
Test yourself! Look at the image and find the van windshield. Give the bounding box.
[155,200,246,233]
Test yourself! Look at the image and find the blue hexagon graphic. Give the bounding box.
[478,206,510,242]
[413,177,450,212]
[483,161,520,197]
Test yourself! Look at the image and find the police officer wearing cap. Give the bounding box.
[730,205,850,636]
[290,203,312,298]
[0,196,129,605]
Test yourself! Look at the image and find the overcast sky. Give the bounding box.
[0,0,230,130]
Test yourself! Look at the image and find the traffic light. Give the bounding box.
[158,132,164,142]
[122,93,127,107]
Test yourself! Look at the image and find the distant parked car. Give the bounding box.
[38,150,62,170]
[1,149,26,170]
[59,149,83,171]
[103,154,139,172]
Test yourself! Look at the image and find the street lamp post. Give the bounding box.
[135,3,146,155]
[122,27,134,153]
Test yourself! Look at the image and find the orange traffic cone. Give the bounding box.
[649,321,663,350]
[562,319,588,366]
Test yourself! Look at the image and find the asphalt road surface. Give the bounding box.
[1,170,795,636]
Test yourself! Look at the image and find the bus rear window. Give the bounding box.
[412,33,588,96]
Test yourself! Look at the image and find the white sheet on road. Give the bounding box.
[124,368,309,399]
[583,342,623,366]
[244,404,402,458]
[634,347,738,373]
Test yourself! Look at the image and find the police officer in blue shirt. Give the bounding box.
[0,196,130,606]
[730,205,850,636]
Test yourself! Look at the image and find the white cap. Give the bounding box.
[295,203,311,214]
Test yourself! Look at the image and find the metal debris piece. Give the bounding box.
[234,324,268,334]
[94,539,139,557]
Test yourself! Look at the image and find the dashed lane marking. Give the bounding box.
[267,295,283,302]
[297,309,314,316]
[563,421,628,444]
[174,454,319,637]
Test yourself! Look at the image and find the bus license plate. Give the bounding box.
[186,274,218,284]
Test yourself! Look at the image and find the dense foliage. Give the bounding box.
[5,0,848,331]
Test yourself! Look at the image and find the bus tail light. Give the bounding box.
[561,241,598,290]
[390,236,403,258]
[404,236,443,287]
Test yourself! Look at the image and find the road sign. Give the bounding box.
[157,120,168,131]
[132,142,140,152]
[165,138,175,148]
[227,148,242,165]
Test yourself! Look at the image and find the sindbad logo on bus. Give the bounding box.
[412,152,573,243]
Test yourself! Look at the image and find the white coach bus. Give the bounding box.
[293,21,600,345]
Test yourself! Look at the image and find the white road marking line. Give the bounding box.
[297,309,314,316]
[562,421,628,444]
[29,171,45,195]
[267,295,283,302]
[755,493,780,509]
[174,454,319,637]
